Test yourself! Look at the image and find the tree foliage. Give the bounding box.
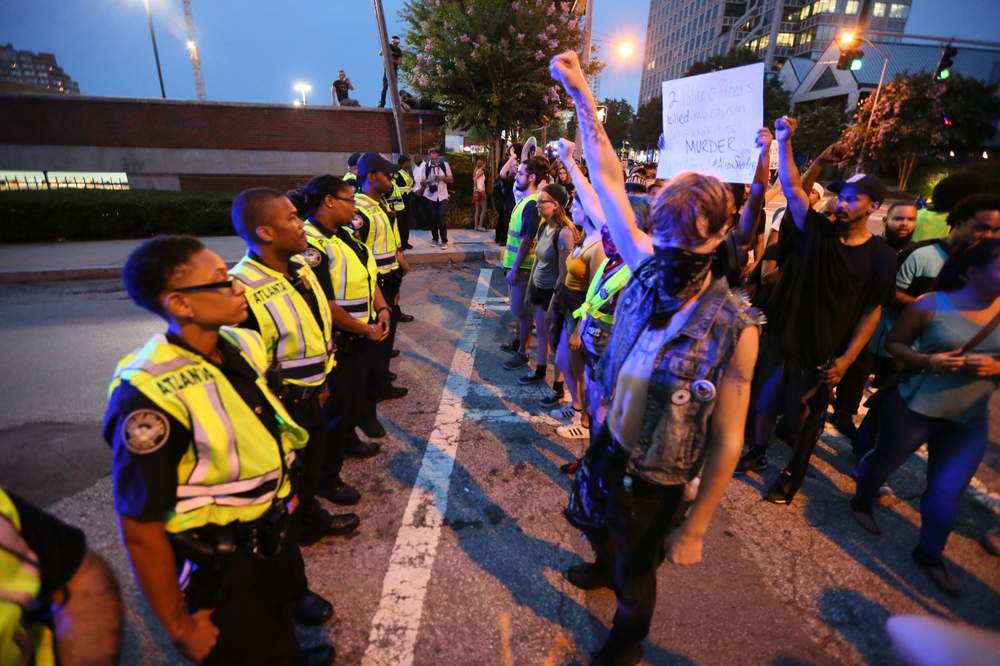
[838,72,999,190]
[399,0,596,171]
[791,103,848,160]
[601,98,634,149]
[630,96,662,150]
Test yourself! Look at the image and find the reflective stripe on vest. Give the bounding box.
[502,193,539,270]
[343,172,357,185]
[108,330,308,533]
[231,256,335,387]
[572,259,632,326]
[355,193,399,274]
[304,222,377,322]
[0,489,55,666]
[387,170,413,211]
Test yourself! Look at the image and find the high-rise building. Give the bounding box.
[0,43,80,94]
[639,0,911,106]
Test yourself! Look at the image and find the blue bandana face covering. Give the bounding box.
[650,245,713,317]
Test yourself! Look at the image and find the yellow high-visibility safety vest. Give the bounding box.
[572,258,632,326]
[108,328,308,534]
[343,172,357,186]
[387,169,414,212]
[0,489,55,666]
[355,192,400,274]
[304,222,377,322]
[502,193,539,270]
[230,256,335,387]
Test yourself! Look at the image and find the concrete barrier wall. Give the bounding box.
[0,93,445,192]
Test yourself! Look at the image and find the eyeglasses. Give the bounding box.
[172,278,237,294]
[332,195,355,203]
[537,198,556,206]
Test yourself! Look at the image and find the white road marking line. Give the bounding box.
[465,408,564,426]
[362,268,493,666]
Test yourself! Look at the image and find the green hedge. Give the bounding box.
[906,160,1000,200]
[0,190,234,243]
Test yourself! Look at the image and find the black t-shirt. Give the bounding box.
[520,200,540,240]
[4,491,87,598]
[104,335,282,522]
[390,44,402,68]
[764,208,896,364]
[333,79,351,101]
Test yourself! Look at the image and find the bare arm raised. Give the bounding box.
[774,116,810,233]
[550,51,652,270]
[555,139,605,227]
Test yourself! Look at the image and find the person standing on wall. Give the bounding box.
[378,35,403,109]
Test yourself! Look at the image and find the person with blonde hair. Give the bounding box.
[551,50,761,665]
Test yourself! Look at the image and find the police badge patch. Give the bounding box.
[301,247,322,267]
[122,410,170,455]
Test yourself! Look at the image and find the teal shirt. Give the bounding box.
[899,292,1000,423]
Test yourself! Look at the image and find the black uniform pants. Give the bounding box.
[285,391,343,497]
[602,449,686,645]
[377,269,403,385]
[183,535,299,665]
[324,332,379,452]
[396,204,412,248]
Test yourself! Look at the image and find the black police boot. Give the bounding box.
[318,479,361,505]
[566,561,611,590]
[591,635,643,666]
[388,371,398,382]
[296,643,335,666]
[397,311,415,323]
[347,433,383,458]
[358,418,387,439]
[377,384,409,401]
[389,349,401,358]
[294,590,333,626]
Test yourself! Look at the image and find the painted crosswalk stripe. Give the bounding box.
[362,268,493,666]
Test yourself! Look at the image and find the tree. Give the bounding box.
[684,47,759,76]
[839,73,980,191]
[939,74,1000,160]
[791,103,848,160]
[630,96,662,150]
[400,0,597,178]
[601,98,634,150]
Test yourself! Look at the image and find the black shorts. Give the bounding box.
[528,283,555,307]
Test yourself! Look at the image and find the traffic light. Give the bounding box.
[934,45,958,80]
[837,47,865,71]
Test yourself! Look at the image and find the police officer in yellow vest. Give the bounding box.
[104,236,334,666]
[501,156,549,370]
[387,154,415,251]
[0,487,123,665]
[295,175,394,449]
[342,152,361,187]
[353,152,411,402]
[229,189,361,549]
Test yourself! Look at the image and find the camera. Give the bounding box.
[428,183,438,194]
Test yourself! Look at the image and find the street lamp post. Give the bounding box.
[143,0,166,99]
[853,37,889,174]
[293,82,312,105]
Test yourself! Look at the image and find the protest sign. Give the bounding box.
[656,62,764,184]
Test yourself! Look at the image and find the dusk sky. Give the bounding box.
[3,0,998,112]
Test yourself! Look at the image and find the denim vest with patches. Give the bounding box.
[598,258,763,486]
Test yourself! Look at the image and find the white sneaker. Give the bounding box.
[556,422,590,440]
[440,241,449,249]
[550,405,578,422]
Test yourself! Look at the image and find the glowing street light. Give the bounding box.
[838,30,857,48]
[615,39,636,61]
[186,39,197,51]
[293,82,312,105]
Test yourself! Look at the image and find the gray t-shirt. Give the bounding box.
[532,223,560,289]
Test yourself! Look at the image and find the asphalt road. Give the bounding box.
[0,264,997,665]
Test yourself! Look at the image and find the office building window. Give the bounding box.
[873,2,886,16]
[777,32,795,47]
[889,3,909,18]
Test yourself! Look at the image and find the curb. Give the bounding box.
[0,247,504,284]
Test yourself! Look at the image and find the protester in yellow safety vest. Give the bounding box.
[342,152,361,186]
[0,487,123,666]
[104,235,335,666]
[294,174,394,452]
[230,188,361,555]
[388,154,415,251]
[354,152,411,402]
[501,155,550,371]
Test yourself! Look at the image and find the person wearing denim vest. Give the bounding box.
[552,49,762,666]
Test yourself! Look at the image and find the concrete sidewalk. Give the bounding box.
[0,228,504,282]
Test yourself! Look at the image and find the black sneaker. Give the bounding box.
[736,448,768,474]
[566,562,611,590]
[503,352,529,370]
[764,473,794,505]
[913,546,960,597]
[539,388,565,408]
[499,338,519,353]
[518,371,544,385]
[830,411,858,438]
[849,497,880,534]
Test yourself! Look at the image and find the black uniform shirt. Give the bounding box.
[103,334,282,522]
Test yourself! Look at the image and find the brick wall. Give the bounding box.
[0,93,444,154]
